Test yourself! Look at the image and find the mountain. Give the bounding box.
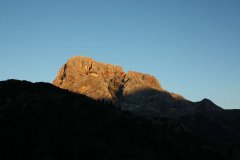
[53,56,213,117]
[52,56,229,119]
[52,56,240,158]
[0,79,232,160]
[0,56,239,159]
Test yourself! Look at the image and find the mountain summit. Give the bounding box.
[53,56,218,117]
[53,56,187,112]
[53,56,166,100]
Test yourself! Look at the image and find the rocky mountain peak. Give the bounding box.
[53,56,165,101]
[53,56,208,117]
[124,71,163,92]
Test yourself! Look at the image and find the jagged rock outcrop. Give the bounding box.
[53,56,166,101]
[53,56,125,100]
[53,56,220,116]
[123,71,163,94]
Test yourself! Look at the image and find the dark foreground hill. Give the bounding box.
[1,79,239,160]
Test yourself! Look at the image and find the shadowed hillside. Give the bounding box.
[1,80,238,160]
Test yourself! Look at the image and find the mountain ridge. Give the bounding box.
[53,56,185,100]
[52,56,220,117]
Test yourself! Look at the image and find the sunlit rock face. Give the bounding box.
[53,56,124,100]
[53,56,166,101]
[53,56,221,116]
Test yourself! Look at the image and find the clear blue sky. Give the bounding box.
[1,0,240,109]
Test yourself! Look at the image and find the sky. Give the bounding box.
[0,0,240,109]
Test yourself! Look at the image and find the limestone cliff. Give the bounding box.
[53,56,124,100]
[53,56,196,116]
[53,56,168,101]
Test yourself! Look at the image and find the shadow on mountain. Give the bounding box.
[0,80,239,160]
[119,88,240,143]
